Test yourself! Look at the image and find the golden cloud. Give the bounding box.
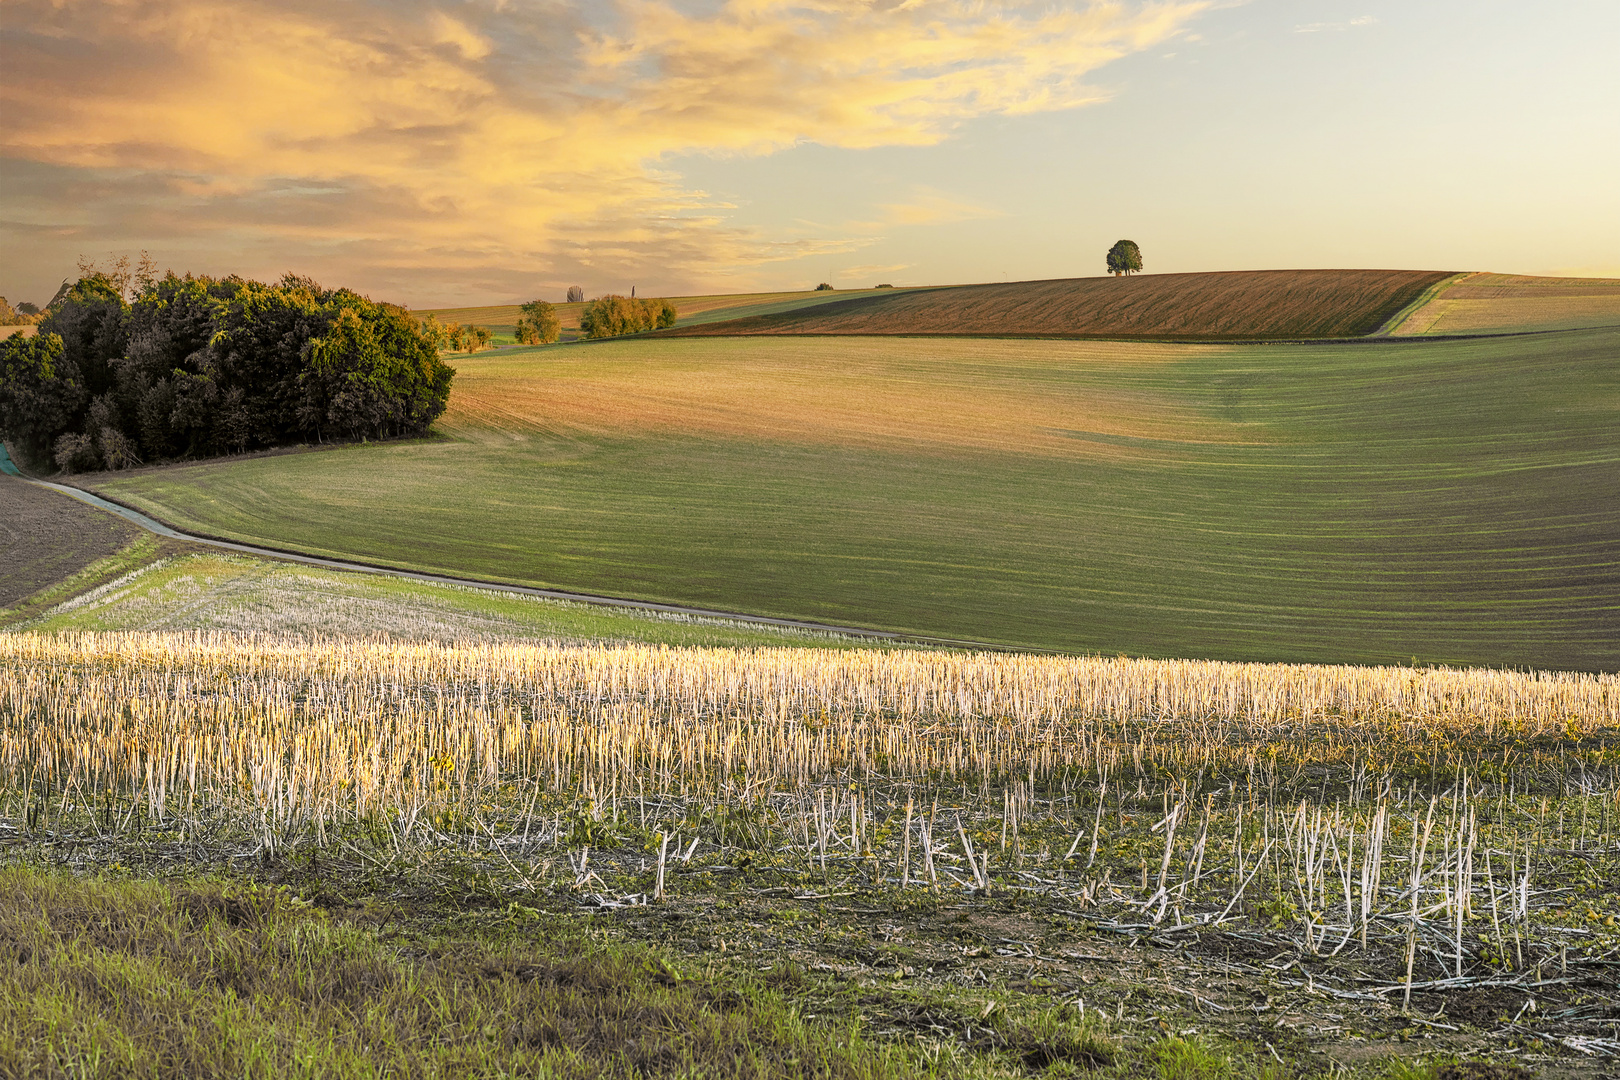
[1,0,1208,301]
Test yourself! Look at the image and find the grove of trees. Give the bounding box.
[578,295,677,339]
[514,300,561,345]
[0,269,455,473]
[1106,240,1143,276]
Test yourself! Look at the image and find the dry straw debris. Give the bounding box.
[2,631,1615,1004]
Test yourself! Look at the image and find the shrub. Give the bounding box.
[815,283,835,291]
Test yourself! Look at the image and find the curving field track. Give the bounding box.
[658,269,1454,340]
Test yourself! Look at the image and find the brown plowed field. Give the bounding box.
[657,269,1454,340]
[0,474,140,607]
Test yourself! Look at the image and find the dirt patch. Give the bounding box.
[659,270,1455,341]
[0,474,141,607]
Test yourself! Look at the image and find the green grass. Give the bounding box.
[0,864,1514,1080]
[0,867,958,1079]
[85,329,1620,669]
[20,551,892,648]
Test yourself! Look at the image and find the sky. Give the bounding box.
[3,0,1617,308]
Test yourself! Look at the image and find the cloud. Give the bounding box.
[838,262,914,281]
[874,190,1001,228]
[1293,15,1377,33]
[1,0,1210,303]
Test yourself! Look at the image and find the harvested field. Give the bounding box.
[658,269,1455,340]
[1390,273,1620,336]
[3,632,1617,1076]
[0,474,140,608]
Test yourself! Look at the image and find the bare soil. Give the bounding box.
[658,269,1456,341]
[0,474,141,608]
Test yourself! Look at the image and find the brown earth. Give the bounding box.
[656,269,1456,340]
[0,474,140,607]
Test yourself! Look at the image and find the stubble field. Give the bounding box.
[2,631,1616,1077]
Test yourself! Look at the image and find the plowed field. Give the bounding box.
[0,474,139,607]
[658,269,1454,340]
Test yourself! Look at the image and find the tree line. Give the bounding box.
[579,295,677,339]
[0,267,455,473]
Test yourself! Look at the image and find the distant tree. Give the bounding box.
[514,300,561,345]
[815,283,835,291]
[444,322,468,352]
[468,325,491,353]
[874,284,893,289]
[417,314,449,351]
[0,298,42,326]
[567,286,585,303]
[1106,240,1143,276]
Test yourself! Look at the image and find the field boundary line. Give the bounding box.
[1370,271,1473,337]
[17,473,1024,652]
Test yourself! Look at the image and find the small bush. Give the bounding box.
[815,283,835,291]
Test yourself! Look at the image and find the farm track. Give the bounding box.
[19,475,1006,649]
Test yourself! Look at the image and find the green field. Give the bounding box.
[86,328,1620,669]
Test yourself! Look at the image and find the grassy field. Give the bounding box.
[661,270,1453,340]
[80,329,1620,669]
[1390,273,1620,336]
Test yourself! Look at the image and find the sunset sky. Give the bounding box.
[3,0,1617,308]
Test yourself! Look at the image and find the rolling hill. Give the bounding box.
[656,269,1455,340]
[80,324,1620,669]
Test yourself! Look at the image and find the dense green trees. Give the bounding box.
[514,300,560,345]
[578,295,677,339]
[0,271,454,472]
[1106,240,1143,276]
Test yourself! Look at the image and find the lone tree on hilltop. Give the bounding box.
[1106,240,1143,276]
[566,286,585,303]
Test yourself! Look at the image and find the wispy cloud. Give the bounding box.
[1293,15,1377,33]
[1,0,1210,303]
